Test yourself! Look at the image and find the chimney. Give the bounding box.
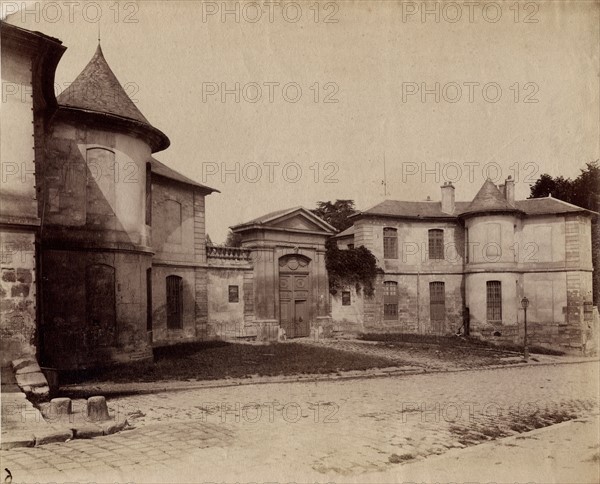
[504,175,515,204]
[440,182,455,214]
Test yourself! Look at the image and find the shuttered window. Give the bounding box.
[229,285,239,303]
[428,229,444,260]
[429,282,445,321]
[383,228,398,259]
[486,281,502,322]
[383,281,398,320]
[166,275,183,329]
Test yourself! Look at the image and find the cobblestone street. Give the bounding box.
[1,361,598,483]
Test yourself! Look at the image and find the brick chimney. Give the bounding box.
[441,182,455,214]
[504,175,515,204]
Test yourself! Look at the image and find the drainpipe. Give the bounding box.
[416,269,420,332]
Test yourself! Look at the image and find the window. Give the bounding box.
[342,291,351,306]
[383,228,398,259]
[229,285,239,303]
[165,199,182,245]
[383,281,398,320]
[347,244,354,250]
[428,229,444,260]
[166,275,183,329]
[486,281,502,322]
[429,282,445,321]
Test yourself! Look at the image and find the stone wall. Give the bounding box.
[0,230,37,367]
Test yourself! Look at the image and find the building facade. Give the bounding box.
[332,179,598,353]
[2,21,597,374]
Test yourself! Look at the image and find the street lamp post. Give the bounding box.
[521,296,529,361]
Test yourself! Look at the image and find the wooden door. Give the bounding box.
[279,274,310,338]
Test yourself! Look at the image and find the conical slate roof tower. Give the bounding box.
[57,44,169,152]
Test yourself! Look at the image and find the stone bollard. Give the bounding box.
[87,396,110,422]
[49,398,72,420]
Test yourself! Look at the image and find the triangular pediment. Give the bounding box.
[272,213,326,231]
[231,207,336,234]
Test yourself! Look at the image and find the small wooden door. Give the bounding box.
[279,274,310,338]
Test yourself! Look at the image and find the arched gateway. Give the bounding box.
[231,207,336,339]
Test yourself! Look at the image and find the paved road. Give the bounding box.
[1,362,598,483]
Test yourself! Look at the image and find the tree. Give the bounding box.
[311,200,357,231]
[529,161,599,305]
[206,233,214,246]
[223,229,242,248]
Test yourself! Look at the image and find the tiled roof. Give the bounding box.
[150,157,218,193]
[333,226,355,238]
[460,179,521,215]
[57,44,169,151]
[516,197,598,216]
[360,200,471,219]
[357,181,595,220]
[58,44,148,123]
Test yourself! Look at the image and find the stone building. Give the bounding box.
[0,23,65,368]
[1,21,597,375]
[0,22,226,371]
[332,178,598,352]
[1,22,335,372]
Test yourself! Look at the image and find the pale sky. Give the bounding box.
[5,0,599,243]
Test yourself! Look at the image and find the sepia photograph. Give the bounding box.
[0,1,599,483]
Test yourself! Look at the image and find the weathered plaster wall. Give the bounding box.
[151,178,204,264]
[354,218,465,271]
[207,266,253,338]
[331,285,364,333]
[361,273,464,335]
[0,46,37,221]
[151,265,199,344]
[42,121,151,248]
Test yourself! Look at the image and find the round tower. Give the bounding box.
[40,44,170,369]
[461,178,524,342]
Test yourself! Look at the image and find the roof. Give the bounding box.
[460,179,522,216]
[57,44,169,152]
[150,157,218,193]
[231,206,337,233]
[358,200,471,219]
[516,197,598,216]
[356,180,595,220]
[333,226,355,238]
